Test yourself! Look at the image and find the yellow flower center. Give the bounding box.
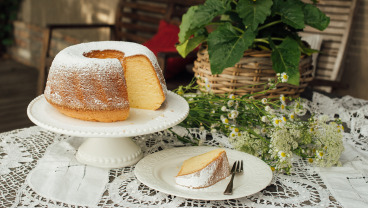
[234,128,239,132]
[290,114,295,119]
[280,152,286,157]
[283,74,288,80]
[319,152,324,157]
[282,117,287,122]
[271,166,275,171]
[308,158,314,163]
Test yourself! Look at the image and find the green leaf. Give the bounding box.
[207,23,256,74]
[298,39,319,56]
[178,0,231,43]
[274,0,305,29]
[270,37,301,85]
[178,6,199,43]
[303,4,330,30]
[177,28,208,58]
[176,35,207,57]
[236,0,273,31]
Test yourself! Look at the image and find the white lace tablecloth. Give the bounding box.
[1,92,367,208]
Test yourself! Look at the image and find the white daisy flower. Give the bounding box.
[269,109,275,115]
[316,150,324,159]
[278,151,287,160]
[204,78,212,92]
[230,110,239,119]
[261,98,267,104]
[281,72,288,83]
[272,117,282,127]
[260,128,267,136]
[277,117,286,127]
[221,106,227,112]
[221,117,229,124]
[227,100,234,107]
[229,129,241,139]
[282,116,287,123]
[265,106,271,112]
[280,94,286,104]
[289,112,295,121]
[228,94,235,99]
[280,104,286,112]
[261,116,268,123]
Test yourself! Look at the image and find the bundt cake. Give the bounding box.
[44,41,167,122]
[175,149,231,189]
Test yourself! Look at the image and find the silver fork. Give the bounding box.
[224,160,243,195]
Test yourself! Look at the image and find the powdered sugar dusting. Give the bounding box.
[44,41,167,111]
[175,152,231,189]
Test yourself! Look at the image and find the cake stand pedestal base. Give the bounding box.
[27,91,189,169]
[76,137,143,168]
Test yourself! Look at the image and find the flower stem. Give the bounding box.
[258,20,283,31]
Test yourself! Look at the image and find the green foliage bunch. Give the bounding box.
[176,0,330,85]
[174,76,344,173]
[0,0,22,56]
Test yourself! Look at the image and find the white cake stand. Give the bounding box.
[27,91,189,169]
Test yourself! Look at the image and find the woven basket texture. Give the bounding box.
[193,47,314,99]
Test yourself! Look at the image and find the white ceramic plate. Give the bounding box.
[27,91,189,137]
[134,146,273,200]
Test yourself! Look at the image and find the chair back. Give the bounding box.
[114,0,204,43]
[301,0,357,91]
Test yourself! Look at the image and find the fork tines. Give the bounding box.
[238,160,244,174]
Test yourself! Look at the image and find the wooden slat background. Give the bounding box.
[301,0,357,84]
[335,0,368,99]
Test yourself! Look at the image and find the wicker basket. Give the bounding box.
[193,46,314,99]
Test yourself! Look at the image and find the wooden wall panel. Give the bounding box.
[335,0,368,99]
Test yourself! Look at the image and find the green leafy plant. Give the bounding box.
[176,0,329,85]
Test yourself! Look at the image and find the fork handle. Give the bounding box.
[224,172,235,195]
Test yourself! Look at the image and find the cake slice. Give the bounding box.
[175,149,230,189]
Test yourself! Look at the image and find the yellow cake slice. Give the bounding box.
[175,149,230,189]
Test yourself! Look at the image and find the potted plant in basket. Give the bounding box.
[176,0,329,97]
